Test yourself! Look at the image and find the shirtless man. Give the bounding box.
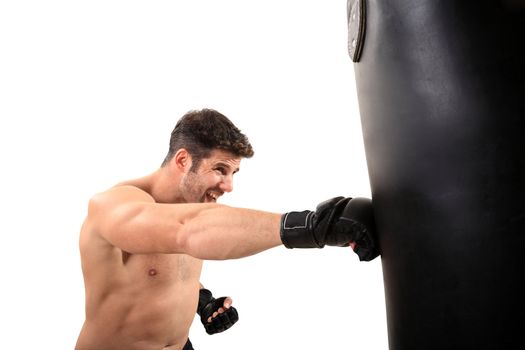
[75,108,378,350]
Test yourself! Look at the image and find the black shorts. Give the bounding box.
[183,338,194,350]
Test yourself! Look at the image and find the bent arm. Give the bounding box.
[88,185,281,260]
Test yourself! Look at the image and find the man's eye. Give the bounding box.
[215,167,226,175]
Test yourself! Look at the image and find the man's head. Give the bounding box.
[162,109,254,171]
[163,109,254,203]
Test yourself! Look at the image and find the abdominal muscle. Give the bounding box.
[76,251,203,350]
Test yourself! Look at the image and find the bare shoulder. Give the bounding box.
[89,185,154,210]
[81,185,154,244]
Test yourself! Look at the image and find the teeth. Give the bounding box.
[207,192,218,200]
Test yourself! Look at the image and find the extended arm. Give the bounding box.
[88,185,379,261]
[88,185,281,259]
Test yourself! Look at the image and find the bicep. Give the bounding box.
[88,187,186,254]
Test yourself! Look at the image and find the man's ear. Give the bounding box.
[173,148,192,172]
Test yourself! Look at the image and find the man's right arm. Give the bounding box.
[88,185,379,261]
[87,185,282,259]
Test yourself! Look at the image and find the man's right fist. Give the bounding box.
[280,197,379,261]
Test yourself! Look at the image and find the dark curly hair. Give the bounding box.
[161,109,254,170]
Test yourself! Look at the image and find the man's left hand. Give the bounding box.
[197,289,239,335]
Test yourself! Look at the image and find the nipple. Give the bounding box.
[148,268,157,276]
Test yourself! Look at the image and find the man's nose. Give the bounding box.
[220,175,234,193]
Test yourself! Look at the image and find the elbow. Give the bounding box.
[176,224,211,259]
[175,223,216,259]
[170,223,190,255]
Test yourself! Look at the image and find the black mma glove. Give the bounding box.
[197,288,239,335]
[280,196,380,261]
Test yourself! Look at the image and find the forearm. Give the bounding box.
[180,205,282,260]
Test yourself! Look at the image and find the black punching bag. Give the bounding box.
[348,1,525,349]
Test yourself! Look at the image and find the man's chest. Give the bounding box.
[123,252,203,283]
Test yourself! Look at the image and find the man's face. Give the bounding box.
[179,149,241,203]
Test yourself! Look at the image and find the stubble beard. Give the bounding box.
[179,171,205,203]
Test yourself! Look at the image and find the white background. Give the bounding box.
[0,1,387,349]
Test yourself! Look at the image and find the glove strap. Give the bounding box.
[197,288,214,316]
[280,210,321,248]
